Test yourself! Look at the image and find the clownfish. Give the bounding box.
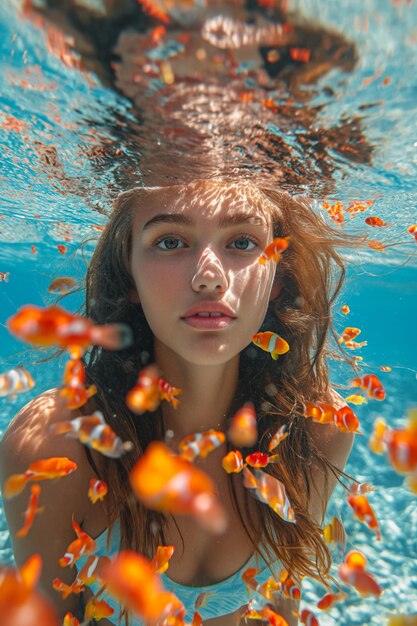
[243,467,296,523]
[268,424,288,451]
[15,484,44,538]
[317,590,347,611]
[47,277,79,295]
[279,569,301,600]
[150,545,175,574]
[252,331,290,360]
[76,554,110,586]
[7,304,133,353]
[257,237,290,265]
[347,494,381,540]
[50,411,133,459]
[126,365,161,414]
[0,366,35,399]
[130,442,227,534]
[178,429,225,462]
[3,457,78,499]
[222,450,245,473]
[88,478,108,504]
[338,550,382,597]
[99,550,186,624]
[351,374,386,400]
[365,216,389,227]
[60,357,97,410]
[158,376,182,409]
[228,403,258,447]
[339,327,361,344]
[52,577,84,600]
[59,517,97,568]
[84,597,115,621]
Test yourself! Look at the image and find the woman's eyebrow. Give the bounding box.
[142,212,267,230]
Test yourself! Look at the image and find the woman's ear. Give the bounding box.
[129,288,140,304]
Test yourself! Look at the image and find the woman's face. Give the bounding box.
[129,182,278,366]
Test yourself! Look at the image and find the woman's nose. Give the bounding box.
[191,248,228,292]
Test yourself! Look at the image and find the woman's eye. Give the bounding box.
[230,236,258,251]
[154,236,185,250]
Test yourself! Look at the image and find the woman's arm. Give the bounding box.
[307,389,355,523]
[0,389,95,620]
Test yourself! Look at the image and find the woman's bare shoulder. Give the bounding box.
[0,388,98,511]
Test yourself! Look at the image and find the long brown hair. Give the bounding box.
[80,181,363,587]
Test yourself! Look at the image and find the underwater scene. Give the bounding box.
[0,0,416,625]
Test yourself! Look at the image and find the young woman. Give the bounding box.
[0,180,359,626]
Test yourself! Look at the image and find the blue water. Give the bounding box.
[1,1,417,624]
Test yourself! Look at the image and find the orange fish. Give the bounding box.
[351,374,386,400]
[0,271,10,282]
[57,244,67,255]
[3,457,78,499]
[52,577,84,600]
[289,47,311,62]
[258,237,290,265]
[408,224,417,242]
[59,517,97,568]
[228,403,258,447]
[334,405,362,434]
[178,429,226,462]
[317,590,347,610]
[348,481,375,495]
[50,411,133,459]
[341,305,350,314]
[296,608,319,626]
[126,365,161,414]
[47,277,79,294]
[0,555,59,626]
[245,451,279,469]
[84,597,115,621]
[7,304,132,353]
[268,425,288,452]
[16,484,44,538]
[151,545,175,574]
[339,327,361,344]
[368,240,385,251]
[304,401,336,424]
[222,450,245,473]
[60,357,97,410]
[304,402,361,433]
[344,339,368,350]
[380,365,392,372]
[252,331,290,360]
[370,410,417,479]
[137,0,170,23]
[100,550,186,624]
[244,605,289,626]
[130,442,227,534]
[0,366,35,399]
[76,554,110,586]
[243,468,295,523]
[279,569,301,600]
[158,376,182,409]
[63,613,80,626]
[347,494,381,540]
[338,550,382,597]
[88,478,108,504]
[322,516,346,550]
[365,216,389,227]
[195,591,215,609]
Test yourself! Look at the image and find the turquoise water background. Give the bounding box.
[1,1,417,624]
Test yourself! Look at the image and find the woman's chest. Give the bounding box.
[163,470,258,587]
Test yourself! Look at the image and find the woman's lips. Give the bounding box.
[182,315,235,329]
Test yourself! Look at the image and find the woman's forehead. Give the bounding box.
[131,181,275,227]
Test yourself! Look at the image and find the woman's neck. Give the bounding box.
[153,341,240,442]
